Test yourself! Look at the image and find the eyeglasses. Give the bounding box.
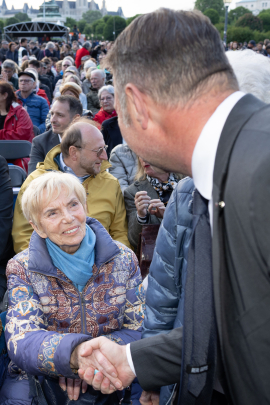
[100,96,113,102]
[76,145,108,157]
[19,79,34,83]
[63,64,71,67]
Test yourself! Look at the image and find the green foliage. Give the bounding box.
[6,17,20,26]
[66,17,77,29]
[253,30,270,42]
[84,24,93,36]
[228,6,250,24]
[214,22,224,36]
[204,8,219,24]
[0,19,5,30]
[258,11,270,31]
[14,12,30,22]
[82,10,102,25]
[235,13,263,31]
[102,15,110,23]
[225,26,254,43]
[95,20,105,36]
[126,14,142,25]
[103,16,126,40]
[194,0,224,16]
[78,19,87,33]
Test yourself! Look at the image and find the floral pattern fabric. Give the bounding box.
[146,173,179,205]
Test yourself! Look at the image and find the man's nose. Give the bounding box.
[100,149,108,160]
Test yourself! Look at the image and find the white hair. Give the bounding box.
[84,59,96,71]
[46,41,55,50]
[98,85,114,99]
[91,69,106,79]
[227,50,270,103]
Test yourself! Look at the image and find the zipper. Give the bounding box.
[80,292,86,334]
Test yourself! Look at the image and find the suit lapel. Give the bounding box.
[212,94,266,345]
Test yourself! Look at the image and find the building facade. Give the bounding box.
[235,0,269,15]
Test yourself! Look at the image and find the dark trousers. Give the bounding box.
[211,390,228,405]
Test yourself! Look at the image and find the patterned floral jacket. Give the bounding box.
[5,217,145,379]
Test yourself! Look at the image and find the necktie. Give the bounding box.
[178,190,217,404]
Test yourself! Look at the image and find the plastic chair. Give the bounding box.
[0,140,32,160]
[33,125,40,137]
[8,165,27,187]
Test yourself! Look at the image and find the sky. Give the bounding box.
[6,0,237,18]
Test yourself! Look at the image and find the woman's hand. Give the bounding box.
[140,390,160,405]
[59,377,88,401]
[135,191,151,218]
[148,199,166,219]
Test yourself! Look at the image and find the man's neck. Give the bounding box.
[20,90,33,99]
[63,155,90,177]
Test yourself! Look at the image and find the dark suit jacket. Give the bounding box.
[28,129,59,174]
[101,116,123,159]
[130,95,270,404]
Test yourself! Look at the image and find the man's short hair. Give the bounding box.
[20,38,27,44]
[2,59,16,71]
[91,69,106,79]
[55,95,83,119]
[29,59,41,69]
[105,8,238,122]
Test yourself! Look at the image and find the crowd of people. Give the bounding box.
[0,11,270,405]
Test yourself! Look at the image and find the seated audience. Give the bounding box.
[101,115,123,158]
[0,155,14,302]
[86,69,106,115]
[16,71,49,133]
[55,73,87,108]
[109,144,137,192]
[75,41,91,69]
[93,85,117,128]
[29,40,40,59]
[12,118,131,253]
[28,59,52,102]
[28,95,82,174]
[60,43,74,60]
[45,41,56,58]
[1,59,18,90]
[6,42,18,65]
[54,65,78,97]
[1,171,144,404]
[81,60,97,94]
[25,68,50,106]
[124,157,179,250]
[54,56,74,88]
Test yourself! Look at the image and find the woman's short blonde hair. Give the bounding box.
[21,172,87,226]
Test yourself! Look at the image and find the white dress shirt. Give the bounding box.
[126,91,246,377]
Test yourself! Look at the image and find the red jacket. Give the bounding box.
[75,47,90,68]
[37,88,50,107]
[93,108,118,128]
[0,102,34,171]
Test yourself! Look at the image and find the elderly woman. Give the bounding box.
[93,85,117,128]
[0,171,144,405]
[54,65,79,97]
[124,157,180,251]
[86,69,106,115]
[6,42,18,65]
[45,41,56,58]
[1,60,18,90]
[55,73,87,109]
[81,60,97,94]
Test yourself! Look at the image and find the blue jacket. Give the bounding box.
[17,91,49,133]
[142,177,195,405]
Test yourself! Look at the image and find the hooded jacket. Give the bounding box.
[16,90,49,133]
[93,108,117,128]
[12,144,131,253]
[0,102,33,141]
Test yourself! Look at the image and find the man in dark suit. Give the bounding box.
[28,95,82,174]
[64,9,270,405]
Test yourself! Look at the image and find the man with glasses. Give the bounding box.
[12,118,131,253]
[1,59,18,90]
[17,71,49,133]
[86,70,106,115]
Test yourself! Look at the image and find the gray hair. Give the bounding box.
[105,8,238,125]
[226,50,270,104]
[21,171,86,226]
[65,66,80,78]
[2,59,16,71]
[46,41,55,50]
[63,56,75,66]
[98,85,114,99]
[84,59,96,72]
[83,41,91,50]
[64,74,81,87]
[91,69,106,79]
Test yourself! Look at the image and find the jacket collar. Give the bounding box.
[28,217,120,278]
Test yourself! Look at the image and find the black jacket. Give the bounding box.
[28,129,59,174]
[39,74,52,97]
[31,46,40,59]
[6,49,18,64]
[0,156,14,300]
[0,47,7,63]
[101,116,123,159]
[40,82,52,104]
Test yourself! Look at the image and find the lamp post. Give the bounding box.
[223,0,232,47]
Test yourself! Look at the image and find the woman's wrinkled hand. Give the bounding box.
[59,377,88,401]
[135,191,151,218]
[148,199,166,218]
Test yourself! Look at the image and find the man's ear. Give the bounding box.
[29,220,47,239]
[125,84,149,130]
[68,146,79,161]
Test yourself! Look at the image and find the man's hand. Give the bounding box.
[74,337,136,394]
[59,377,87,401]
[140,391,160,405]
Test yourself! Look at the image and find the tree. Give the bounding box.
[235,13,263,32]
[194,0,224,16]
[6,17,19,26]
[258,11,270,32]
[0,19,5,31]
[228,6,250,24]
[126,14,142,25]
[95,20,106,36]
[103,16,126,41]
[84,24,93,36]
[66,17,77,30]
[226,26,254,43]
[82,10,102,25]
[14,12,30,22]
[103,15,110,23]
[204,8,219,24]
[78,19,87,33]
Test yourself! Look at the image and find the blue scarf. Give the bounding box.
[46,224,96,292]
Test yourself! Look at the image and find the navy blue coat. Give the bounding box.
[17,91,49,133]
[142,177,195,404]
